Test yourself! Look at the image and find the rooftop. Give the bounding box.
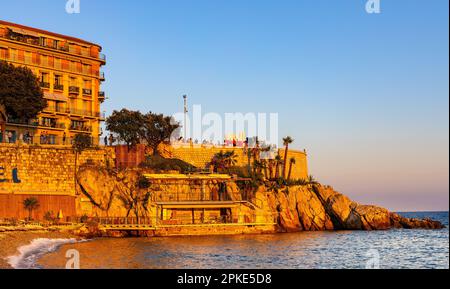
[0,19,102,49]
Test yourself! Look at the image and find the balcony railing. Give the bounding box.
[1,135,100,146]
[2,31,105,61]
[40,82,50,89]
[39,122,66,130]
[70,124,92,133]
[82,88,92,96]
[54,84,64,91]
[6,118,38,127]
[69,108,103,118]
[6,118,64,130]
[69,86,80,94]
[43,106,70,114]
[99,71,105,80]
[98,91,105,98]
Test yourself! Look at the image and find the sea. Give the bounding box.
[6,212,449,269]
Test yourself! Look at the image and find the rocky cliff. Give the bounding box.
[76,166,445,232]
[254,184,444,231]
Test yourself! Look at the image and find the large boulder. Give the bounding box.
[293,186,334,231]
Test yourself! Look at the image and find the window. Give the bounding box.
[70,77,77,87]
[0,48,7,60]
[40,72,49,88]
[39,37,46,47]
[41,55,48,66]
[83,79,92,89]
[24,51,31,64]
[82,64,91,75]
[54,58,61,69]
[9,49,17,61]
[54,74,64,91]
[54,75,63,86]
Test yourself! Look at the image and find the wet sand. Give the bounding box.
[0,229,78,269]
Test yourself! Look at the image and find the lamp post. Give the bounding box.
[183,95,188,141]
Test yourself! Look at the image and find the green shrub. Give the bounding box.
[44,211,55,222]
[139,155,196,173]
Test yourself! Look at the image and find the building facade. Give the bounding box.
[0,20,106,145]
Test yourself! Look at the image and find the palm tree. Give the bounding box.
[210,151,237,173]
[23,197,40,221]
[274,155,283,179]
[268,159,275,180]
[282,136,294,179]
[224,151,238,168]
[308,175,318,185]
[246,149,252,175]
[261,159,269,180]
[287,157,296,181]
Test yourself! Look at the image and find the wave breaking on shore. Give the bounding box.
[6,238,80,269]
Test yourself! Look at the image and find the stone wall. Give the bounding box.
[0,143,114,219]
[168,146,309,180]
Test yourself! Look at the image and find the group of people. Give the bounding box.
[103,134,116,146]
[0,130,33,144]
[174,137,247,148]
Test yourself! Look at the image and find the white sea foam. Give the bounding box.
[7,238,80,269]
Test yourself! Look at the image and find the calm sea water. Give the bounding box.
[12,212,450,269]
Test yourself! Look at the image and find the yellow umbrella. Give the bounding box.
[57,210,64,220]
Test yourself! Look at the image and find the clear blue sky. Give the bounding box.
[1,0,448,211]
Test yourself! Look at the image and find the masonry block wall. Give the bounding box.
[169,146,309,180]
[0,144,114,219]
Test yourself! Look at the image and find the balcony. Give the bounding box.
[69,86,80,95]
[39,121,66,130]
[82,88,92,96]
[98,91,105,98]
[2,30,105,61]
[70,124,92,133]
[54,84,64,91]
[43,105,70,115]
[6,118,38,127]
[69,108,103,118]
[99,71,105,81]
[40,82,50,89]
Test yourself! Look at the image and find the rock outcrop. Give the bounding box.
[76,166,445,232]
[256,184,445,231]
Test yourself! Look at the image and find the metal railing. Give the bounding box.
[53,84,64,91]
[0,134,100,146]
[69,86,80,94]
[40,82,50,89]
[66,214,276,227]
[152,191,233,203]
[7,118,64,130]
[82,88,92,96]
[1,32,105,61]
[70,125,92,133]
[69,108,103,118]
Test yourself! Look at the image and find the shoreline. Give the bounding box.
[0,228,79,269]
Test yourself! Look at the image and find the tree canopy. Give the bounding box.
[140,112,180,155]
[106,109,180,154]
[73,133,93,153]
[0,60,46,120]
[106,109,144,149]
